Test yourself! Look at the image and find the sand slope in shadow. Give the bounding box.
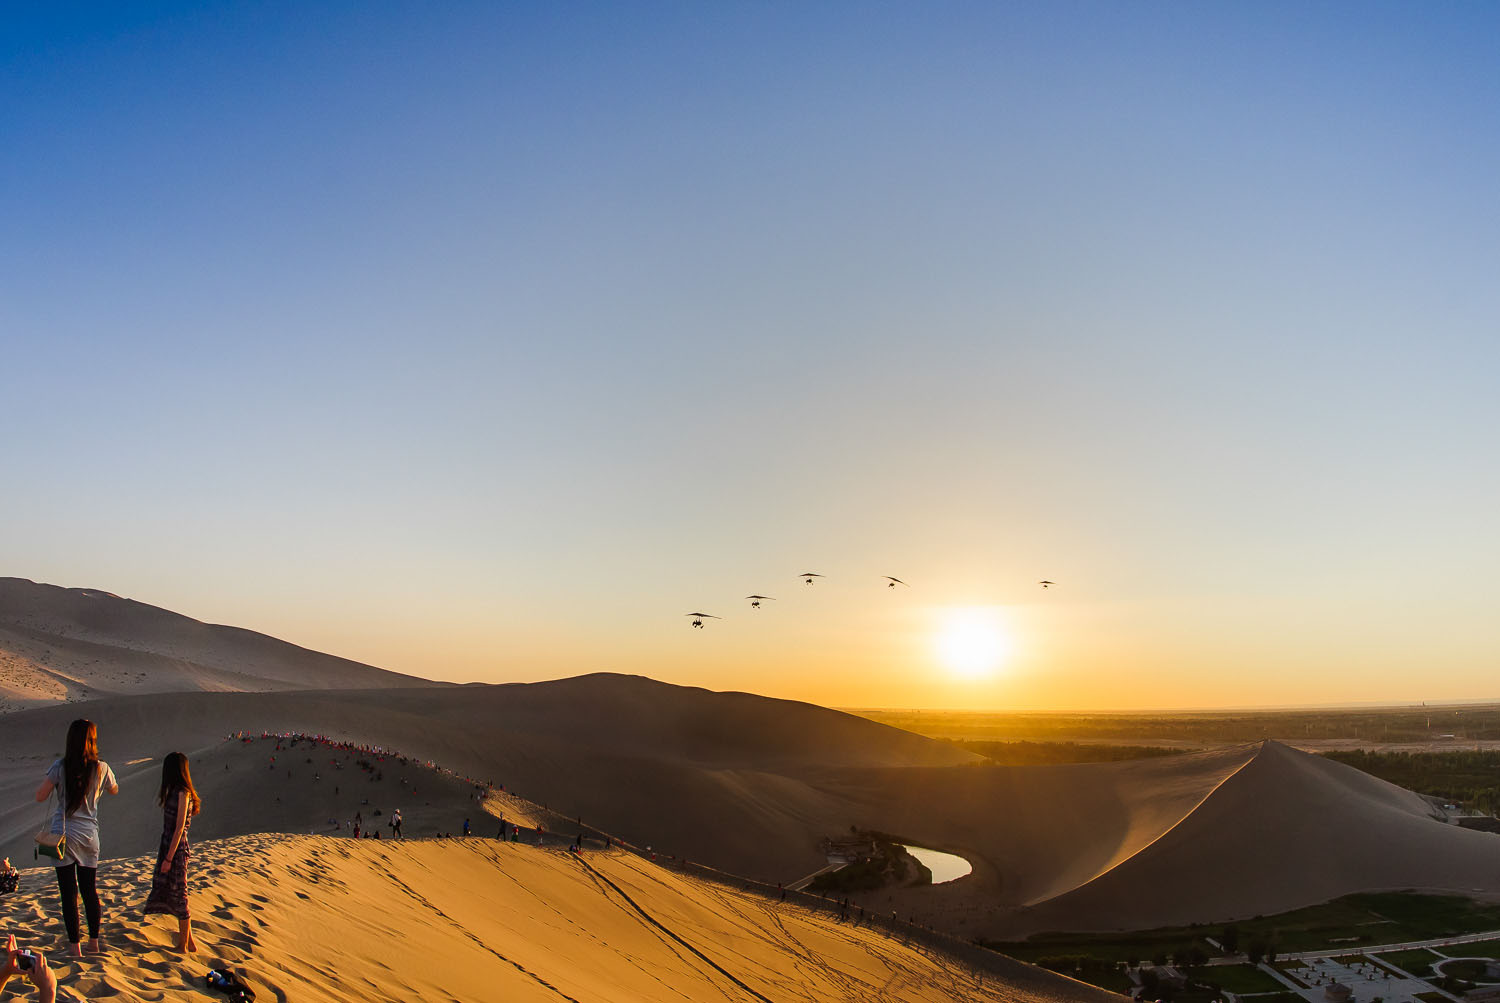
[4,643,1499,940]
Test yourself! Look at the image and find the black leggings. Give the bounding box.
[55,862,101,943]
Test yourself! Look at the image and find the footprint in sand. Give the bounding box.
[67,971,128,999]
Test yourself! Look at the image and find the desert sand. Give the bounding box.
[0,578,430,710]
[2,834,1114,1002]
[8,578,1500,954]
[8,682,1500,945]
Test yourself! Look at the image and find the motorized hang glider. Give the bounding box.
[745,595,776,608]
[882,577,908,588]
[686,613,722,628]
[798,572,824,584]
[1038,580,1055,589]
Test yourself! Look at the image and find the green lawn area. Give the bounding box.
[1415,994,1450,1003]
[1375,947,1441,975]
[1197,964,1287,993]
[987,936,1216,966]
[1355,892,1500,940]
[1066,968,1135,994]
[985,891,1500,964]
[1271,962,1309,986]
[1435,958,1498,982]
[1447,938,1500,959]
[1367,958,1405,978]
[1374,953,1440,971]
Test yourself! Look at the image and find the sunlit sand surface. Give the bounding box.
[4,835,1111,1002]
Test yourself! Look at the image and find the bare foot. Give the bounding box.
[85,938,102,954]
[66,943,83,959]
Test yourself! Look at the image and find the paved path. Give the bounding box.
[1279,928,1500,961]
[1203,927,1500,966]
[1237,956,1463,1003]
[1256,961,1304,990]
[788,860,844,891]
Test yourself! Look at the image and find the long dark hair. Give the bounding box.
[157,752,201,817]
[63,719,99,817]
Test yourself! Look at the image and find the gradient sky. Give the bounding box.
[3,2,1497,710]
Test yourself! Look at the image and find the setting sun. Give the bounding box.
[935,607,1012,680]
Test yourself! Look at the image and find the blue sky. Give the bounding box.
[3,2,1497,708]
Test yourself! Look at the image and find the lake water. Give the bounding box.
[902,845,972,884]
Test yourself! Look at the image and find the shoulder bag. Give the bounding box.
[34,769,67,862]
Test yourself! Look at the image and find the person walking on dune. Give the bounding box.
[35,719,119,958]
[144,752,201,952]
[390,809,403,840]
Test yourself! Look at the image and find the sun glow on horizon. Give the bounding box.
[935,607,1012,681]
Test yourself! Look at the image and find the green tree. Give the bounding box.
[1177,946,1208,969]
[1220,924,1240,955]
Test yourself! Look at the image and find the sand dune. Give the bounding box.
[1,835,1114,1002]
[835,740,1500,938]
[7,680,1500,944]
[1016,739,1500,933]
[0,677,976,877]
[6,582,1500,943]
[0,578,430,710]
[834,745,1258,906]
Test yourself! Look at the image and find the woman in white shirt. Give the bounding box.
[35,719,119,957]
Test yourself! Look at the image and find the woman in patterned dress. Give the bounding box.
[144,752,201,953]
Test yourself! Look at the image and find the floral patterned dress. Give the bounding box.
[144,791,191,920]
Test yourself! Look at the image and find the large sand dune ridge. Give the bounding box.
[7,580,1500,942]
[7,680,1500,942]
[1016,738,1500,934]
[0,677,977,877]
[2,834,1116,1002]
[0,578,431,709]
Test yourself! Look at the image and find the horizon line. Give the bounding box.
[838,696,1500,716]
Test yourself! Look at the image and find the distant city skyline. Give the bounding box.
[4,3,1497,710]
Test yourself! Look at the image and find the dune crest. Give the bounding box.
[0,578,433,709]
[2,834,1115,1002]
[0,680,977,874]
[6,583,1500,944]
[1009,739,1500,934]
